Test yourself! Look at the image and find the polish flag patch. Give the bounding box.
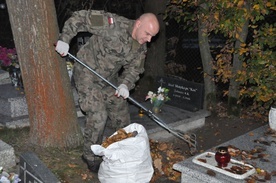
[108,17,114,25]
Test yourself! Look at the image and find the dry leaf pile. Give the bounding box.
[101,128,137,148]
[149,139,185,182]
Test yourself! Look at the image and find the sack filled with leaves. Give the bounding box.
[91,123,153,183]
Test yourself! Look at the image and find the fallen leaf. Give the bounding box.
[246,177,256,183]
[256,168,266,176]
[166,149,175,158]
[254,139,271,146]
[197,158,207,163]
[270,170,276,176]
[81,173,88,180]
[68,163,77,168]
[206,169,216,176]
[158,143,168,151]
[249,132,254,136]
[264,172,271,180]
[260,158,270,162]
[154,158,163,174]
[214,131,221,136]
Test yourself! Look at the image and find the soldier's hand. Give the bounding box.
[55,40,69,56]
[115,84,129,99]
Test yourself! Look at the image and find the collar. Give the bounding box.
[127,21,135,39]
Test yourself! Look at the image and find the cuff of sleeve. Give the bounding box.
[121,81,135,91]
[59,34,71,44]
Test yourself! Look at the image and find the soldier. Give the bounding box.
[55,10,159,172]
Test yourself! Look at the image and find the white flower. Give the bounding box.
[148,91,154,96]
[157,87,164,93]
[157,94,164,101]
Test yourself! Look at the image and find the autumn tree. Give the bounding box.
[209,0,275,116]
[165,1,218,111]
[165,0,275,117]
[6,0,83,147]
[237,18,276,116]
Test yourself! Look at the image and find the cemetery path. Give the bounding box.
[1,114,265,183]
[190,115,265,152]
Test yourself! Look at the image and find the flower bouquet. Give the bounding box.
[0,46,22,87]
[0,166,21,183]
[145,86,170,113]
[0,46,19,71]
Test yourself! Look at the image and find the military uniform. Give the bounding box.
[59,10,147,163]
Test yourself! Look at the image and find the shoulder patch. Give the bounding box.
[90,11,104,26]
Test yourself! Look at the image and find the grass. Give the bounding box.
[0,127,30,149]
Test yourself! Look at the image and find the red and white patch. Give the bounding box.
[108,17,114,25]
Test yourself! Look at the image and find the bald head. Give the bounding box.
[139,13,160,30]
[132,13,160,44]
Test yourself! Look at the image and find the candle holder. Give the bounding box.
[138,108,145,117]
[215,146,231,167]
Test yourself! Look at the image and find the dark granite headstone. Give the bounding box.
[19,152,60,183]
[157,76,204,112]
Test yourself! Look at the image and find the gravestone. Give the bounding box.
[0,69,10,85]
[157,76,204,112]
[0,140,16,169]
[19,152,60,183]
[173,125,276,183]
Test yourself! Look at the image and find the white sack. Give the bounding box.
[91,123,153,183]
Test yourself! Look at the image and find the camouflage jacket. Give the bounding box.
[60,10,147,90]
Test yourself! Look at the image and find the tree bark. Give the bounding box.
[6,0,83,148]
[141,0,167,91]
[198,19,217,111]
[228,18,249,116]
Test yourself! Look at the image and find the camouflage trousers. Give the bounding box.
[78,84,130,162]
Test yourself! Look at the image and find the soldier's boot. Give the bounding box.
[81,155,102,173]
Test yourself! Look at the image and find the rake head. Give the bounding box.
[171,130,197,155]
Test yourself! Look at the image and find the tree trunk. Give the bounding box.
[198,19,217,111]
[228,18,249,116]
[140,0,167,91]
[6,0,83,148]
